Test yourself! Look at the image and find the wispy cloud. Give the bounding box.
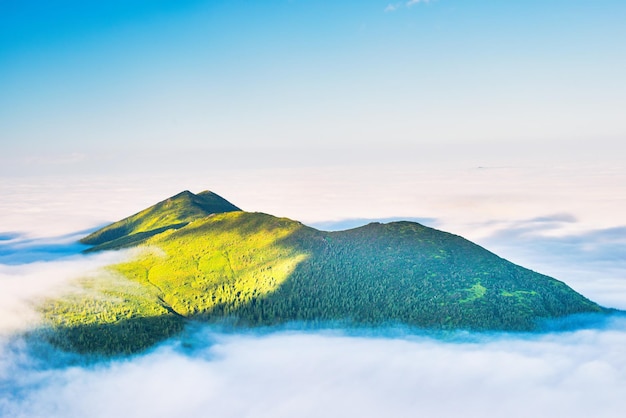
[406,0,432,6]
[0,251,128,335]
[385,0,433,12]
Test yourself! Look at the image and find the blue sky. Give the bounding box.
[1,0,625,161]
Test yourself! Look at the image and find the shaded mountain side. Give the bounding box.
[80,190,240,251]
[228,221,601,330]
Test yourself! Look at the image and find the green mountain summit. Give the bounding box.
[43,190,606,354]
[80,190,241,251]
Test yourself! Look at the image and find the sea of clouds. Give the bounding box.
[3,321,626,418]
[1,160,625,418]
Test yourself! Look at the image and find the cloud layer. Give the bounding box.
[3,322,626,418]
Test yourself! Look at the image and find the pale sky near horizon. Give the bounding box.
[1,0,625,165]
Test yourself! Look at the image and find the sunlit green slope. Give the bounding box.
[80,190,240,251]
[42,191,605,354]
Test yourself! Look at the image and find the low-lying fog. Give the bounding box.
[3,320,626,418]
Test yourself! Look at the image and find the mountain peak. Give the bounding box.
[80,189,240,250]
[172,190,194,197]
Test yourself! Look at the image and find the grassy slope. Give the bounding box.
[80,190,240,251]
[112,212,311,318]
[42,210,604,355]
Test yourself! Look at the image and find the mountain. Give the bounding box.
[42,190,607,355]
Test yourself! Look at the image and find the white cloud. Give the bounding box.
[386,0,432,12]
[384,4,398,12]
[3,324,626,418]
[406,0,431,6]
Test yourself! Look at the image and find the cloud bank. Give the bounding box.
[2,322,626,418]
